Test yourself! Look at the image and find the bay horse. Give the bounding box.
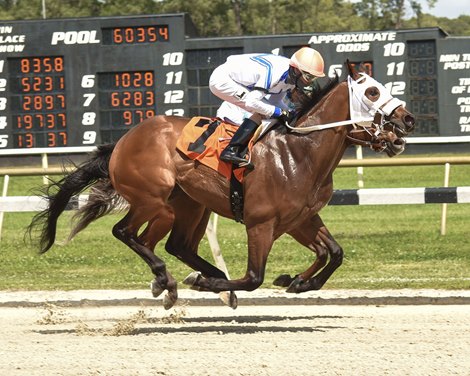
[29,62,415,309]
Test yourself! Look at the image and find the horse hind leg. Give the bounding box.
[137,212,179,309]
[112,206,178,309]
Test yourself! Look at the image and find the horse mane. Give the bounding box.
[296,73,341,119]
[270,74,341,135]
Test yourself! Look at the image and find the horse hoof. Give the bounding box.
[183,272,202,290]
[286,276,304,293]
[273,274,294,287]
[163,292,178,310]
[219,291,238,310]
[150,280,165,298]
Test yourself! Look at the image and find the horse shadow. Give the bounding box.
[35,314,348,336]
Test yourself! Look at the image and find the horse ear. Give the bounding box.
[346,59,364,81]
[346,59,360,80]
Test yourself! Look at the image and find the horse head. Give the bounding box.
[345,60,415,156]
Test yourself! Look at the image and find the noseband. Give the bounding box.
[346,112,398,152]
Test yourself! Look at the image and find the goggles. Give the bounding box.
[299,70,316,82]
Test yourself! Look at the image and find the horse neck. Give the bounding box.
[256,82,350,200]
[294,81,351,165]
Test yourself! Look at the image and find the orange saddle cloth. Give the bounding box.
[176,117,248,182]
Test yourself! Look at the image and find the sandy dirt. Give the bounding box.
[1,301,469,376]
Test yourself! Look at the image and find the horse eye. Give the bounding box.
[366,87,380,99]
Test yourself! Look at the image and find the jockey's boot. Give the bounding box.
[220,118,258,169]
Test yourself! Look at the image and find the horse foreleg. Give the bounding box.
[192,220,274,293]
[165,192,238,308]
[302,223,343,291]
[280,214,343,293]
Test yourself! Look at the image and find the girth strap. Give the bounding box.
[230,168,244,223]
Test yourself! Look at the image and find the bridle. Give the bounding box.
[346,113,403,153]
[286,72,406,154]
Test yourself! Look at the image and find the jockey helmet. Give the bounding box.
[290,47,325,80]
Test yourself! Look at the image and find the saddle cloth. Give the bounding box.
[176,117,251,182]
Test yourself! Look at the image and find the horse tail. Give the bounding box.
[29,144,116,254]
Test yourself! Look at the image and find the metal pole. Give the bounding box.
[0,175,10,242]
[42,0,46,19]
[440,163,451,236]
[41,153,49,185]
[355,145,364,188]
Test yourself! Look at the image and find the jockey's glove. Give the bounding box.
[275,109,295,124]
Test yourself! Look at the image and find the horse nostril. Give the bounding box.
[404,114,415,130]
[393,138,406,147]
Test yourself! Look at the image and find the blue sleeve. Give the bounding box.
[272,107,283,118]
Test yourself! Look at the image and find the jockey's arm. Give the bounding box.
[243,89,281,119]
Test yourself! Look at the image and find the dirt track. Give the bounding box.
[1,300,469,376]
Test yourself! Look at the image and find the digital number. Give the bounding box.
[385,82,406,96]
[166,71,183,84]
[413,118,438,135]
[164,90,184,104]
[163,52,183,66]
[410,99,438,114]
[110,91,154,107]
[82,131,96,144]
[164,109,185,116]
[386,62,405,76]
[19,57,64,73]
[83,93,95,107]
[8,56,68,148]
[0,134,8,148]
[328,64,343,77]
[408,41,435,58]
[15,113,66,130]
[122,109,155,125]
[22,94,65,111]
[82,112,96,125]
[19,76,64,92]
[383,43,405,57]
[114,72,154,88]
[410,80,437,96]
[109,26,169,44]
[47,131,67,147]
[98,71,157,135]
[409,60,436,76]
[16,133,33,148]
[81,75,95,88]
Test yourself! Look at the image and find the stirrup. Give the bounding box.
[221,154,254,170]
[237,159,254,170]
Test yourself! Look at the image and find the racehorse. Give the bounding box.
[29,61,415,309]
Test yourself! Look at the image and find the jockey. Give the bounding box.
[209,47,325,169]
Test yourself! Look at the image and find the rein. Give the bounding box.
[284,117,374,133]
[285,115,388,151]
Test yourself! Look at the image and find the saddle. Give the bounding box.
[176,116,257,222]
